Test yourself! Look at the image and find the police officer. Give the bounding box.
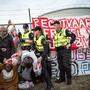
[18,24,34,50]
[33,26,53,90]
[51,21,76,85]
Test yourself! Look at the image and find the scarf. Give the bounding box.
[2,69,13,80]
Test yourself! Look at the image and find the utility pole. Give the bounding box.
[28,8,32,29]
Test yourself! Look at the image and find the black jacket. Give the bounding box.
[66,30,76,44]
[0,34,15,63]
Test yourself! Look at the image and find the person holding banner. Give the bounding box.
[33,26,53,90]
[51,20,76,85]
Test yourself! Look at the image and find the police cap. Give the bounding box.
[51,20,60,25]
[32,26,42,31]
[23,24,29,29]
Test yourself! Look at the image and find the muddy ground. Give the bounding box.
[33,75,90,90]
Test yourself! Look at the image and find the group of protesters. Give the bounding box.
[0,20,76,90]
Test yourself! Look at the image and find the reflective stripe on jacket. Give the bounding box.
[54,29,69,47]
[34,35,45,52]
[21,31,30,46]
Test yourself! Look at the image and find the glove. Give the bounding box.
[20,39,25,42]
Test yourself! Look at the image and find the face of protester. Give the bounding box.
[0,26,8,38]
[11,30,17,37]
[3,29,8,37]
[25,63,32,68]
[24,57,33,68]
[5,64,12,72]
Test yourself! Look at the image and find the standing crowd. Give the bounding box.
[0,20,76,90]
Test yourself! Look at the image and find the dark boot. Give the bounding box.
[46,86,51,90]
[55,79,66,83]
[46,83,54,90]
[67,79,72,85]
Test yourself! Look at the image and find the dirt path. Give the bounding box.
[34,75,90,90]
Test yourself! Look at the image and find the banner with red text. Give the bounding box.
[32,17,90,76]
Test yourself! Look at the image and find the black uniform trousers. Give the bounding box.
[56,46,71,81]
[41,58,52,86]
[35,51,52,87]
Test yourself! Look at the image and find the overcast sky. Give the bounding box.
[0,0,90,24]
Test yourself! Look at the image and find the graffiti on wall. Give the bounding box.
[71,48,90,75]
[32,17,90,76]
[72,48,90,61]
[32,17,90,49]
[50,48,90,78]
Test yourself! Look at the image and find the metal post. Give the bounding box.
[28,8,32,29]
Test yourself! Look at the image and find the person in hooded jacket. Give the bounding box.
[0,26,15,63]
